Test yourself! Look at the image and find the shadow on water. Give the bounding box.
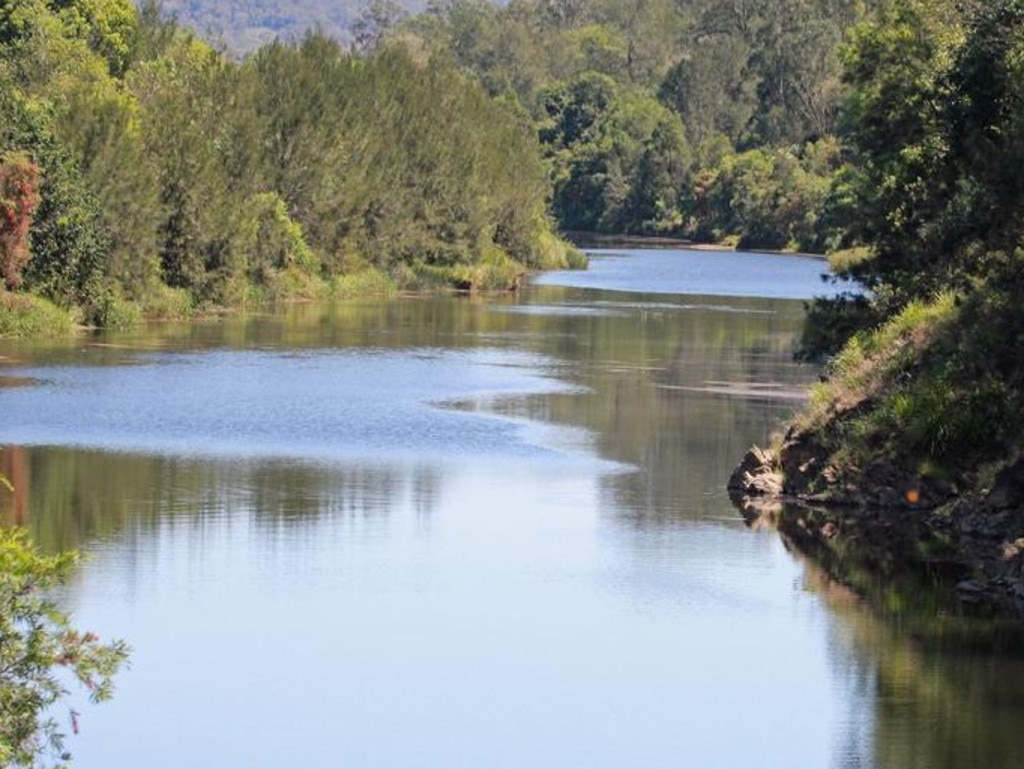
[0,446,431,553]
[735,497,1024,768]
[801,550,1024,769]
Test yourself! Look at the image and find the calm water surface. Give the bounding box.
[1,248,1022,768]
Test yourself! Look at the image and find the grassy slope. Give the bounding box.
[733,262,1024,622]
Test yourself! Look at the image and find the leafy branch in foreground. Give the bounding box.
[0,527,129,768]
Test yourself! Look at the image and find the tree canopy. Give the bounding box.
[0,0,581,328]
[398,0,880,246]
[786,0,1024,500]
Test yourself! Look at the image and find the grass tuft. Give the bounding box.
[0,292,78,338]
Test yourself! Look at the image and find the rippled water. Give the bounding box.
[0,348,591,462]
[533,247,838,298]
[1,248,1021,768]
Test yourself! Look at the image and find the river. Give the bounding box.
[1,248,1022,768]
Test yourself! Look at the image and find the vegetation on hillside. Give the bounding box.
[0,0,915,335]
[0,0,582,334]
[134,0,888,257]
[391,0,880,249]
[778,0,1024,500]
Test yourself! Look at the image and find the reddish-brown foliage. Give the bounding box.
[0,152,41,290]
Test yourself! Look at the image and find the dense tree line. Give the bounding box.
[0,0,916,332]
[0,0,579,327]
[5,0,1016,338]
[390,0,881,248]
[786,0,1024,497]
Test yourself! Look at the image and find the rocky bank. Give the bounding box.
[729,427,1024,623]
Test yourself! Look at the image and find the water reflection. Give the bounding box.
[0,287,811,544]
[534,247,838,299]
[3,251,1020,767]
[803,556,1024,768]
[0,447,435,552]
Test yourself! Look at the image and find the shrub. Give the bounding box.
[0,527,129,767]
[0,292,77,338]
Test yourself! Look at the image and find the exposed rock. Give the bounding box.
[727,445,782,496]
[988,458,1024,510]
[728,431,1024,623]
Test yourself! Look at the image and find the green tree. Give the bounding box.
[130,34,243,301]
[659,34,757,147]
[0,527,129,767]
[590,0,683,84]
[795,0,1024,471]
[0,0,113,312]
[236,191,317,293]
[48,0,139,76]
[832,0,964,307]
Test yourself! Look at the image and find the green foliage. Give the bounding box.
[128,33,239,301]
[21,139,108,312]
[683,139,842,250]
[0,0,890,328]
[0,0,581,324]
[450,242,522,291]
[822,0,1024,306]
[802,273,1024,483]
[798,291,878,360]
[659,36,755,149]
[137,283,193,320]
[237,192,317,290]
[329,268,396,299]
[87,283,142,328]
[0,20,111,312]
[799,293,959,463]
[0,526,129,767]
[787,0,1024,500]
[812,0,1024,316]
[0,291,78,337]
[50,0,139,76]
[402,0,876,243]
[530,229,588,270]
[541,72,692,234]
[57,76,163,304]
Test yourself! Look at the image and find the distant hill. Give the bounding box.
[149,0,428,54]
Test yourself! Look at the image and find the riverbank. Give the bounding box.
[0,293,81,338]
[562,231,828,260]
[0,241,588,339]
[728,286,1024,632]
[2,237,831,340]
[729,440,1024,632]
